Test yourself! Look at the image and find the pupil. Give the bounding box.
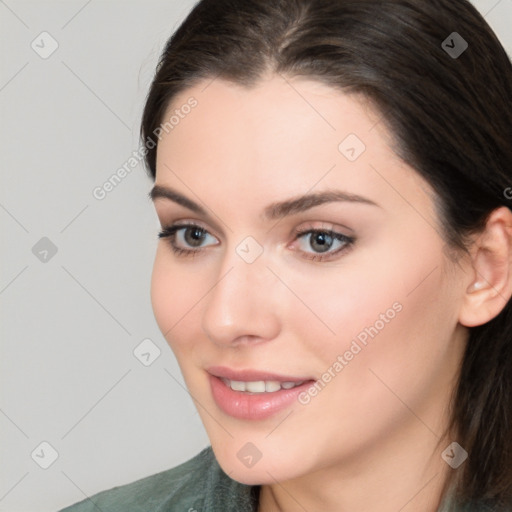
[186,227,204,247]
[312,232,332,253]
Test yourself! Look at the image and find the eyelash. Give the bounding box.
[157,222,356,262]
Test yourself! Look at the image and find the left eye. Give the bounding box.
[294,228,354,256]
[291,228,355,261]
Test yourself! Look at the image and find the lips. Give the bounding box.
[207,366,316,420]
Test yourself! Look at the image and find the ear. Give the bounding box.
[459,206,512,327]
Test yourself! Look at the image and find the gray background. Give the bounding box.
[1,1,511,511]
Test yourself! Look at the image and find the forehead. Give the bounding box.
[158,75,383,160]
[153,74,435,224]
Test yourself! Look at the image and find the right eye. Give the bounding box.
[158,223,219,257]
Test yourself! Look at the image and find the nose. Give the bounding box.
[201,243,281,348]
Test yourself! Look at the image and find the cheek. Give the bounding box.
[150,246,202,351]
[310,228,448,359]
[302,245,456,436]
[292,228,444,367]
[283,250,404,363]
[150,248,173,335]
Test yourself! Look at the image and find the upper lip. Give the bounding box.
[207,365,315,382]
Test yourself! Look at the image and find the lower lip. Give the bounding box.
[209,374,315,420]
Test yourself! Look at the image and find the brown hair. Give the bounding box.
[140,0,512,508]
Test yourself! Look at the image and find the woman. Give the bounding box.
[59,0,512,510]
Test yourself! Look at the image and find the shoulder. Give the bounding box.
[439,492,512,512]
[58,446,259,512]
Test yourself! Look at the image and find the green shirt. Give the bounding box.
[57,446,487,512]
[58,446,259,512]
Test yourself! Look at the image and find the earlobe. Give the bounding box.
[459,207,512,328]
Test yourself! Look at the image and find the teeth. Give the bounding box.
[221,378,305,393]
[265,381,281,392]
[246,381,266,393]
[230,380,246,392]
[282,381,303,389]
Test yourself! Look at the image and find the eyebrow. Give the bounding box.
[148,184,380,221]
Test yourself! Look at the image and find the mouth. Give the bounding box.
[207,366,316,420]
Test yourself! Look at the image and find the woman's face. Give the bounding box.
[150,74,469,484]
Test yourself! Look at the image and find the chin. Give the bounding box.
[211,442,305,486]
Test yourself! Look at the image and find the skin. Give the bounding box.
[149,73,512,512]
